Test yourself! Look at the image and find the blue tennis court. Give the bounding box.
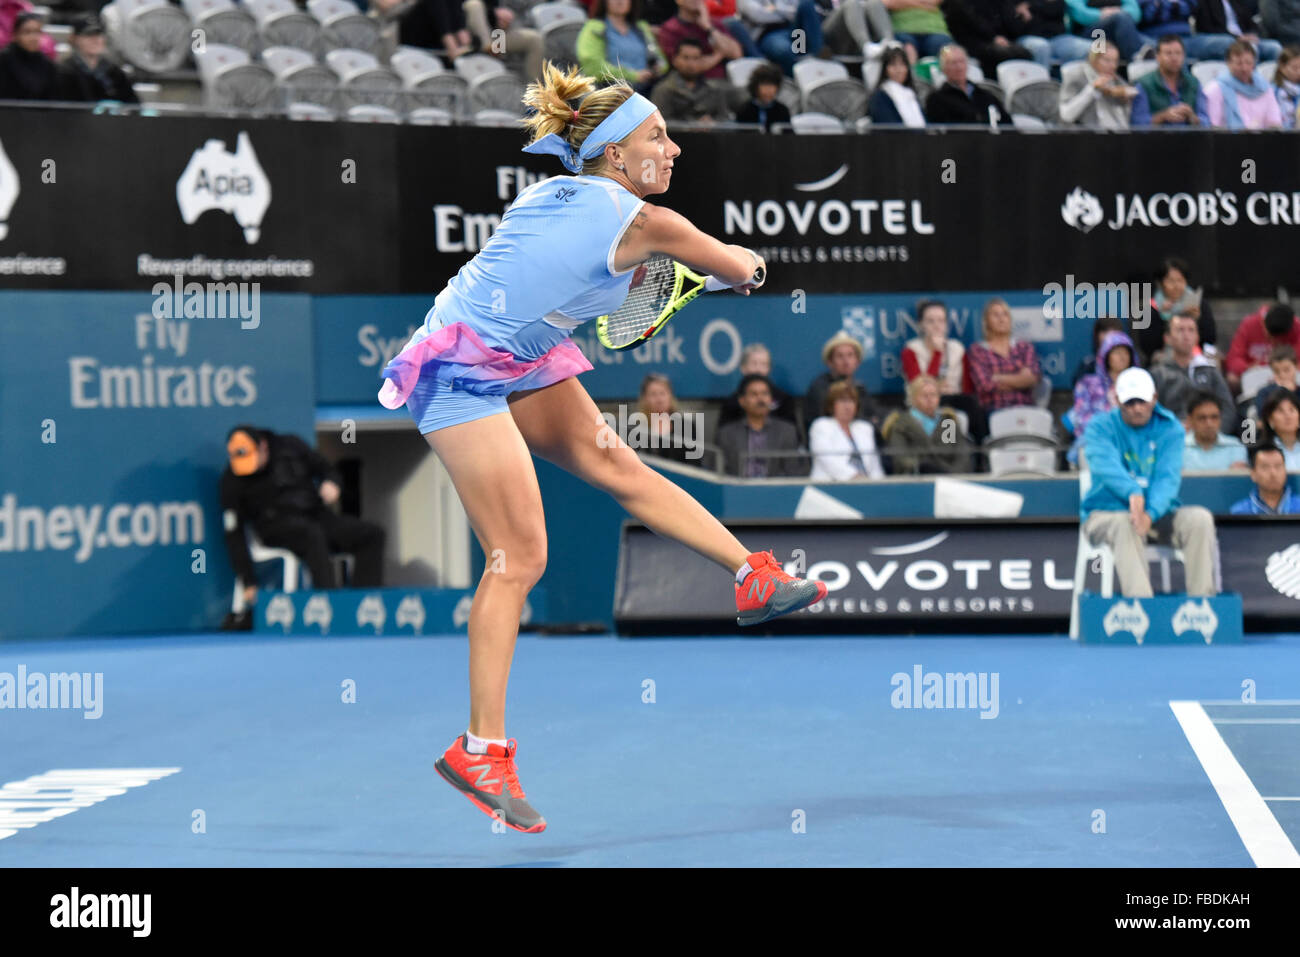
[2,632,1297,867]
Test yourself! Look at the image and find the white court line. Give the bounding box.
[1263,797,1300,801]
[1169,701,1300,868]
[1195,700,1300,705]
[1213,718,1300,724]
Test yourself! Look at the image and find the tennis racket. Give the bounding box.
[596,254,765,351]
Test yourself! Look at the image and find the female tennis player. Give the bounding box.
[378,62,828,833]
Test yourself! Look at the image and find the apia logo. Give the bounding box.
[0,137,17,241]
[176,132,271,244]
[1103,599,1149,643]
[394,594,426,634]
[1171,599,1218,643]
[303,594,333,634]
[1061,187,1104,234]
[1265,543,1300,599]
[356,594,386,633]
[265,594,295,633]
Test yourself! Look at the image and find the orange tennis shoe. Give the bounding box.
[435,734,547,833]
[735,550,828,626]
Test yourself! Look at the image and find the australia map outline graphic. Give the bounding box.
[175,132,271,244]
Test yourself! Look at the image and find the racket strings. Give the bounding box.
[601,258,678,347]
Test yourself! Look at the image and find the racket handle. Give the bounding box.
[703,275,731,292]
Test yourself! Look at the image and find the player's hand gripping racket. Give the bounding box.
[596,253,765,351]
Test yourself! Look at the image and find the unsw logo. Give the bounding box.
[1102,599,1150,643]
[176,132,271,244]
[0,137,17,241]
[1171,599,1218,643]
[1061,187,1104,234]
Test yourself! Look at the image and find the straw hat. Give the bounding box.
[821,331,864,365]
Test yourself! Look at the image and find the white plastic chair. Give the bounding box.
[1239,364,1275,401]
[454,52,506,81]
[987,406,1056,444]
[726,56,767,90]
[1258,60,1278,84]
[474,108,523,127]
[195,43,277,109]
[247,0,322,56]
[262,45,338,109]
[468,69,525,114]
[1011,112,1046,131]
[325,47,402,110]
[230,529,355,614]
[530,1,587,29]
[101,0,191,72]
[996,58,1048,98]
[408,106,454,125]
[1192,60,1228,87]
[790,112,845,134]
[346,103,402,122]
[183,0,259,53]
[1126,59,1159,82]
[793,58,849,92]
[307,0,380,55]
[988,446,1057,477]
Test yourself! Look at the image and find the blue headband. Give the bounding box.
[522,93,657,173]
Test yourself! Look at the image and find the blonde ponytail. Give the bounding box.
[523,61,635,173]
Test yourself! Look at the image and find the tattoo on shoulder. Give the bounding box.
[617,209,650,250]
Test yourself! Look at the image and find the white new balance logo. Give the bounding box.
[466,763,501,789]
[747,578,772,604]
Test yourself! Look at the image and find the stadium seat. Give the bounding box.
[1191,60,1227,87]
[790,112,845,133]
[986,405,1056,446]
[346,104,402,122]
[1007,79,1060,124]
[726,56,767,89]
[777,77,801,114]
[454,53,506,81]
[286,101,336,119]
[1238,364,1274,401]
[996,59,1048,97]
[540,19,583,69]
[247,0,323,57]
[793,58,849,91]
[1258,61,1277,84]
[474,108,523,127]
[852,115,871,133]
[988,446,1056,477]
[468,70,526,114]
[408,106,455,125]
[307,0,382,56]
[529,1,587,30]
[101,0,191,73]
[182,0,260,55]
[390,45,468,115]
[1125,59,1158,82]
[1060,59,1087,89]
[1011,112,1046,130]
[230,530,353,615]
[975,79,1006,108]
[325,48,403,110]
[262,45,339,110]
[802,77,867,120]
[195,43,277,109]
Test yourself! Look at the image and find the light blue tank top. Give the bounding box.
[416,174,646,361]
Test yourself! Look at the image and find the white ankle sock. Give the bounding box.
[735,560,755,586]
[465,730,507,754]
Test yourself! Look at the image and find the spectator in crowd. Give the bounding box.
[1131,34,1210,127]
[1069,329,1137,466]
[459,0,545,80]
[1059,40,1138,128]
[651,36,741,119]
[805,330,877,425]
[1261,0,1300,46]
[382,0,475,59]
[1229,444,1300,513]
[1194,0,1282,61]
[715,374,807,476]
[1139,255,1216,360]
[868,42,928,124]
[901,297,986,440]
[1137,0,1239,62]
[0,0,54,57]
[1259,388,1300,470]
[734,60,793,128]
[657,0,750,80]
[1252,344,1299,411]
[53,15,137,104]
[1182,391,1248,471]
[640,0,683,23]
[736,0,825,75]
[1072,317,1126,389]
[967,296,1043,413]
[1009,0,1093,68]
[704,0,764,49]
[1150,314,1241,435]
[1205,38,1284,128]
[1064,0,1151,62]
[1272,44,1300,127]
[825,0,896,60]
[636,372,693,462]
[885,0,953,61]
[1224,302,1300,394]
[942,0,1037,72]
[924,42,1012,123]
[0,11,56,100]
[1080,367,1219,598]
[718,342,801,428]
[880,374,975,473]
[578,0,667,93]
[221,426,387,610]
[809,381,886,480]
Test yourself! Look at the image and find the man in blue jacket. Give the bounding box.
[1081,367,1219,596]
[1229,444,1300,514]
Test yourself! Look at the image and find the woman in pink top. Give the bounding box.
[901,298,987,441]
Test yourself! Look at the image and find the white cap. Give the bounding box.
[1115,367,1156,404]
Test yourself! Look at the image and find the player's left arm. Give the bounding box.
[616,203,762,287]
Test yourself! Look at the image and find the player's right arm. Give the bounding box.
[614,203,763,287]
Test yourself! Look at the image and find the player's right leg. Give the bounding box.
[421,407,549,832]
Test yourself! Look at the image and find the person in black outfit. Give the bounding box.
[0,12,58,101]
[717,341,801,433]
[734,61,791,130]
[941,0,1034,72]
[923,42,1012,124]
[54,15,138,103]
[220,426,386,609]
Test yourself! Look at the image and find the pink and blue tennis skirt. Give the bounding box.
[378,320,592,434]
